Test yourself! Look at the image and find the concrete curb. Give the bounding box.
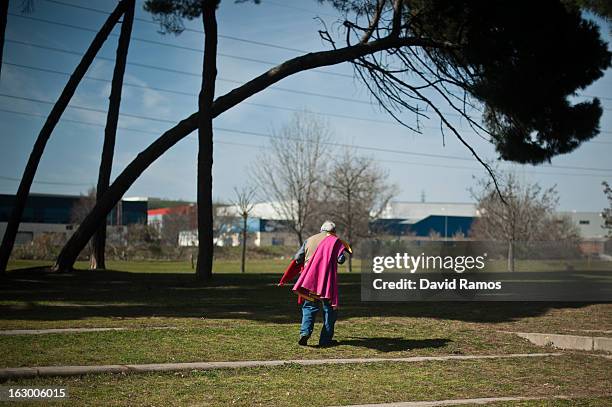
[0,353,562,380]
[506,331,612,352]
[0,327,178,336]
[333,394,612,407]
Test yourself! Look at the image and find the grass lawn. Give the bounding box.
[3,355,611,406]
[5,258,293,274]
[1,259,611,405]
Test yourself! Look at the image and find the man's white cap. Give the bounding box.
[321,220,336,233]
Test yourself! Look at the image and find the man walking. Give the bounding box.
[279,221,351,347]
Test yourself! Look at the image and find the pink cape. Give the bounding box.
[292,234,344,308]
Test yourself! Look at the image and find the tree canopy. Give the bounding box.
[323,0,611,164]
[144,0,221,34]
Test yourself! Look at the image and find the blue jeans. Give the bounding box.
[300,299,337,345]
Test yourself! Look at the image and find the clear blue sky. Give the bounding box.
[1,0,611,211]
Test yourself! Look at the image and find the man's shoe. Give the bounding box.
[298,335,310,346]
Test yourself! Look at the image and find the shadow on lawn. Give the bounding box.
[338,337,451,352]
[0,267,600,324]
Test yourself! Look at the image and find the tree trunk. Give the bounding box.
[0,0,8,81]
[346,227,353,273]
[91,0,135,270]
[53,33,442,273]
[507,240,515,272]
[195,1,218,281]
[0,0,128,274]
[241,216,247,273]
[347,191,352,272]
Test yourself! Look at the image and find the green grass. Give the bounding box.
[3,355,611,406]
[5,258,292,274]
[11,257,610,274]
[6,258,362,273]
[0,322,541,368]
[1,260,611,405]
[1,261,611,367]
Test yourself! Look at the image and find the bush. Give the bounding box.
[12,233,68,260]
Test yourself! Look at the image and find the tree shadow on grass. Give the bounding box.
[338,337,451,352]
[0,268,604,324]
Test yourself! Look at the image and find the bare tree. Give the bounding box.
[70,188,97,225]
[53,1,611,273]
[161,211,193,246]
[91,0,136,270]
[232,186,256,273]
[322,147,397,271]
[70,187,97,258]
[0,0,130,273]
[251,112,330,245]
[470,172,579,271]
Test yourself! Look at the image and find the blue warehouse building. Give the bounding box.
[0,193,147,245]
[211,201,479,248]
[373,201,478,239]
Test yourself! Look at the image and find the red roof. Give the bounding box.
[148,208,172,216]
[147,205,195,216]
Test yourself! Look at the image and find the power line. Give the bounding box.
[40,0,310,53]
[6,39,489,122]
[9,6,612,111]
[8,37,612,117]
[263,0,340,19]
[15,34,606,127]
[4,61,407,123]
[4,61,192,96]
[0,95,471,154]
[373,158,612,178]
[2,106,611,179]
[6,61,612,141]
[0,106,257,151]
[212,126,612,173]
[0,106,169,135]
[5,38,395,108]
[0,175,92,186]
[32,0,612,103]
[212,140,612,178]
[8,13,352,79]
[0,93,178,124]
[2,93,611,173]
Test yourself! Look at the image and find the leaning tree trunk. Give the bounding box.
[53,33,434,272]
[90,0,135,270]
[0,0,128,273]
[0,0,8,81]
[195,1,218,281]
[241,215,247,273]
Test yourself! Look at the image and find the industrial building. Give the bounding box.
[169,201,479,248]
[147,204,197,233]
[373,201,478,238]
[0,193,148,245]
[147,200,609,250]
[559,211,608,239]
